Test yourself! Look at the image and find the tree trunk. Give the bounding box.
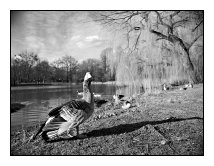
[183,50,198,83]
[174,38,198,83]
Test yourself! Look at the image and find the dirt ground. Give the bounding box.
[11,84,203,155]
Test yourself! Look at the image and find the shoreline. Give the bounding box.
[11,81,116,91]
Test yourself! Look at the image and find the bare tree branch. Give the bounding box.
[133,31,142,50]
[150,29,173,42]
[170,11,180,18]
[192,20,203,32]
[172,18,190,28]
[188,34,203,50]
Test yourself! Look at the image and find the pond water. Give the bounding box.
[11,84,116,129]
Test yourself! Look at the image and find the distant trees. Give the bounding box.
[34,60,51,83]
[11,51,39,85]
[11,51,115,86]
[51,59,65,82]
[61,55,78,82]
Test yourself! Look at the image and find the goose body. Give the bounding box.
[33,72,94,141]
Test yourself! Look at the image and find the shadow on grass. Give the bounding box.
[47,116,203,143]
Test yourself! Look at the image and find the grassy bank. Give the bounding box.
[11,84,203,155]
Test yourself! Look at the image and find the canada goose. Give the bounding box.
[32,72,94,141]
[122,101,131,109]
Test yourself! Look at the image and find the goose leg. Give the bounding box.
[76,126,87,139]
[66,128,74,138]
[76,126,79,136]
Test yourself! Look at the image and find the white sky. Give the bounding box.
[11,11,114,62]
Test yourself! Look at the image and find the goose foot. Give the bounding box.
[67,133,74,138]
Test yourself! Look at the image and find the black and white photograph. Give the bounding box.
[10,10,204,156]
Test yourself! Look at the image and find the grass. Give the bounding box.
[11,84,203,155]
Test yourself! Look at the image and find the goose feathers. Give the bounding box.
[48,100,91,117]
[33,72,94,141]
[42,102,89,139]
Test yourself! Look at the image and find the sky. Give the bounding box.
[11,11,115,62]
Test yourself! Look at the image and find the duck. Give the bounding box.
[94,93,101,98]
[77,90,83,96]
[77,90,101,98]
[122,101,131,109]
[163,83,169,91]
[180,87,187,90]
[182,82,193,90]
[186,82,193,88]
[113,94,125,100]
[32,72,94,141]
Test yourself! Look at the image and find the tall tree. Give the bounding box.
[95,11,203,83]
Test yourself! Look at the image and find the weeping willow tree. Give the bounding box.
[94,11,203,95]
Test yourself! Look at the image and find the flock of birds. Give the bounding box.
[31,72,193,141]
[163,82,193,91]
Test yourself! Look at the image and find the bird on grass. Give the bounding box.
[113,94,125,104]
[32,72,94,141]
[113,94,125,100]
[185,82,193,88]
[122,101,131,109]
[77,90,83,96]
[163,83,170,91]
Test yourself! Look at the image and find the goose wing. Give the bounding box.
[42,99,92,139]
[48,100,90,117]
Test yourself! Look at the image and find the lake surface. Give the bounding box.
[11,84,116,129]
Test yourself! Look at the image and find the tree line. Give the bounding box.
[11,49,115,86]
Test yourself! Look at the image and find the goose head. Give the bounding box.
[84,72,92,84]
